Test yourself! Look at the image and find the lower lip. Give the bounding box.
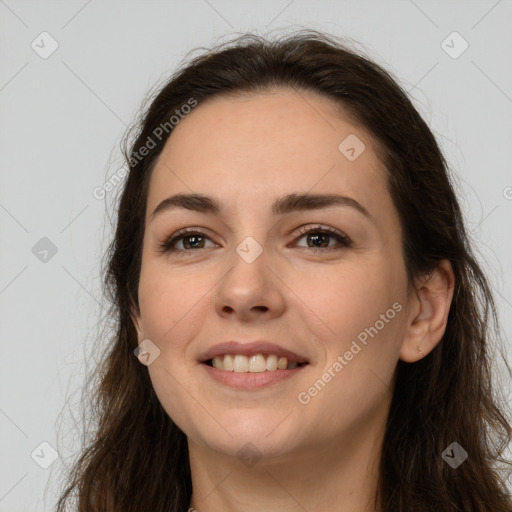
[201,362,307,390]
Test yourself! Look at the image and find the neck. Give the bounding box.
[187,415,385,512]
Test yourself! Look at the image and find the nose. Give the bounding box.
[214,246,286,322]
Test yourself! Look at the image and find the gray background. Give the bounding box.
[1,1,511,510]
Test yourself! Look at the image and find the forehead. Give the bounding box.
[146,88,390,219]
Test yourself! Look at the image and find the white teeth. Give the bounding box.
[249,354,266,372]
[266,354,278,371]
[210,353,303,372]
[233,354,249,373]
[223,354,234,371]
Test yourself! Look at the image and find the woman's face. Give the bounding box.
[132,88,413,460]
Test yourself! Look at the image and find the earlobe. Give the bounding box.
[399,260,455,363]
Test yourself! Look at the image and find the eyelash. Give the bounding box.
[158,225,352,254]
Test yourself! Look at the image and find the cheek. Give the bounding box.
[300,261,403,332]
[293,263,406,430]
[292,255,408,388]
[138,264,208,429]
[137,260,204,351]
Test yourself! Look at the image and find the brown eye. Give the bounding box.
[179,233,206,250]
[158,225,352,254]
[158,229,216,253]
[294,225,352,250]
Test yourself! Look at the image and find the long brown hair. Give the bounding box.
[55,29,512,511]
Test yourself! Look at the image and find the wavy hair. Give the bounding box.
[55,29,512,511]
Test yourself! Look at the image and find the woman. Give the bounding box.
[56,29,512,511]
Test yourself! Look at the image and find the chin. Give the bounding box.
[187,414,300,461]
[204,434,300,465]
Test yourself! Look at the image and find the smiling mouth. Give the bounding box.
[203,354,309,372]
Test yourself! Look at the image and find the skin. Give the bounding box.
[131,88,455,512]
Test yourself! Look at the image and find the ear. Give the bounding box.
[129,296,145,344]
[399,259,455,363]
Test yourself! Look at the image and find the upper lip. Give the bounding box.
[198,341,310,364]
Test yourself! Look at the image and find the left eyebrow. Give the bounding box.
[272,192,372,220]
[150,192,374,223]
